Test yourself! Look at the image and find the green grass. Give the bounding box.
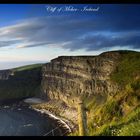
[86,86,140,136]
[118,121,140,136]
[89,105,140,136]
[13,63,43,72]
[111,51,140,86]
[122,106,140,124]
[80,51,140,136]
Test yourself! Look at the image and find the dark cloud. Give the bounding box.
[0,40,20,47]
[64,33,140,51]
[0,4,140,51]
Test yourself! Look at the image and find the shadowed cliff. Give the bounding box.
[0,64,42,101]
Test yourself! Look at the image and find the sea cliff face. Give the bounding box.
[0,70,14,80]
[41,52,121,107]
[0,64,42,100]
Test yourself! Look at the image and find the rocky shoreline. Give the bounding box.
[31,108,72,136]
[0,101,55,136]
[29,99,78,134]
[24,98,77,136]
[0,98,76,136]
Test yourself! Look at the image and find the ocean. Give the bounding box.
[0,103,61,136]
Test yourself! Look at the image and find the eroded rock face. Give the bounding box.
[41,52,121,106]
[0,70,14,80]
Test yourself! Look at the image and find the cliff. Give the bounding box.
[0,64,42,100]
[0,70,14,80]
[37,50,140,135]
[0,50,139,136]
[41,51,121,106]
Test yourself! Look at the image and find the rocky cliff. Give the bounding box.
[0,70,14,80]
[0,64,42,100]
[41,51,122,107]
[0,51,139,135]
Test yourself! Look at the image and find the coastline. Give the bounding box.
[30,107,73,136]
[0,98,77,136]
[23,97,77,136]
[0,101,59,136]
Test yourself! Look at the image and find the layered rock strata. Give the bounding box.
[41,52,121,106]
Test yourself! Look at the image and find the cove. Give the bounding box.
[0,102,61,136]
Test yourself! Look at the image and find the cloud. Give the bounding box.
[0,40,20,47]
[0,4,140,51]
[63,32,140,51]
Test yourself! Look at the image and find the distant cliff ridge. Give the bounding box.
[0,64,42,100]
[41,51,123,106]
[0,70,14,80]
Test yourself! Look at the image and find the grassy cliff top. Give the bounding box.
[13,63,43,72]
[110,51,140,86]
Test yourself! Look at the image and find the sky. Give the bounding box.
[0,4,140,69]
